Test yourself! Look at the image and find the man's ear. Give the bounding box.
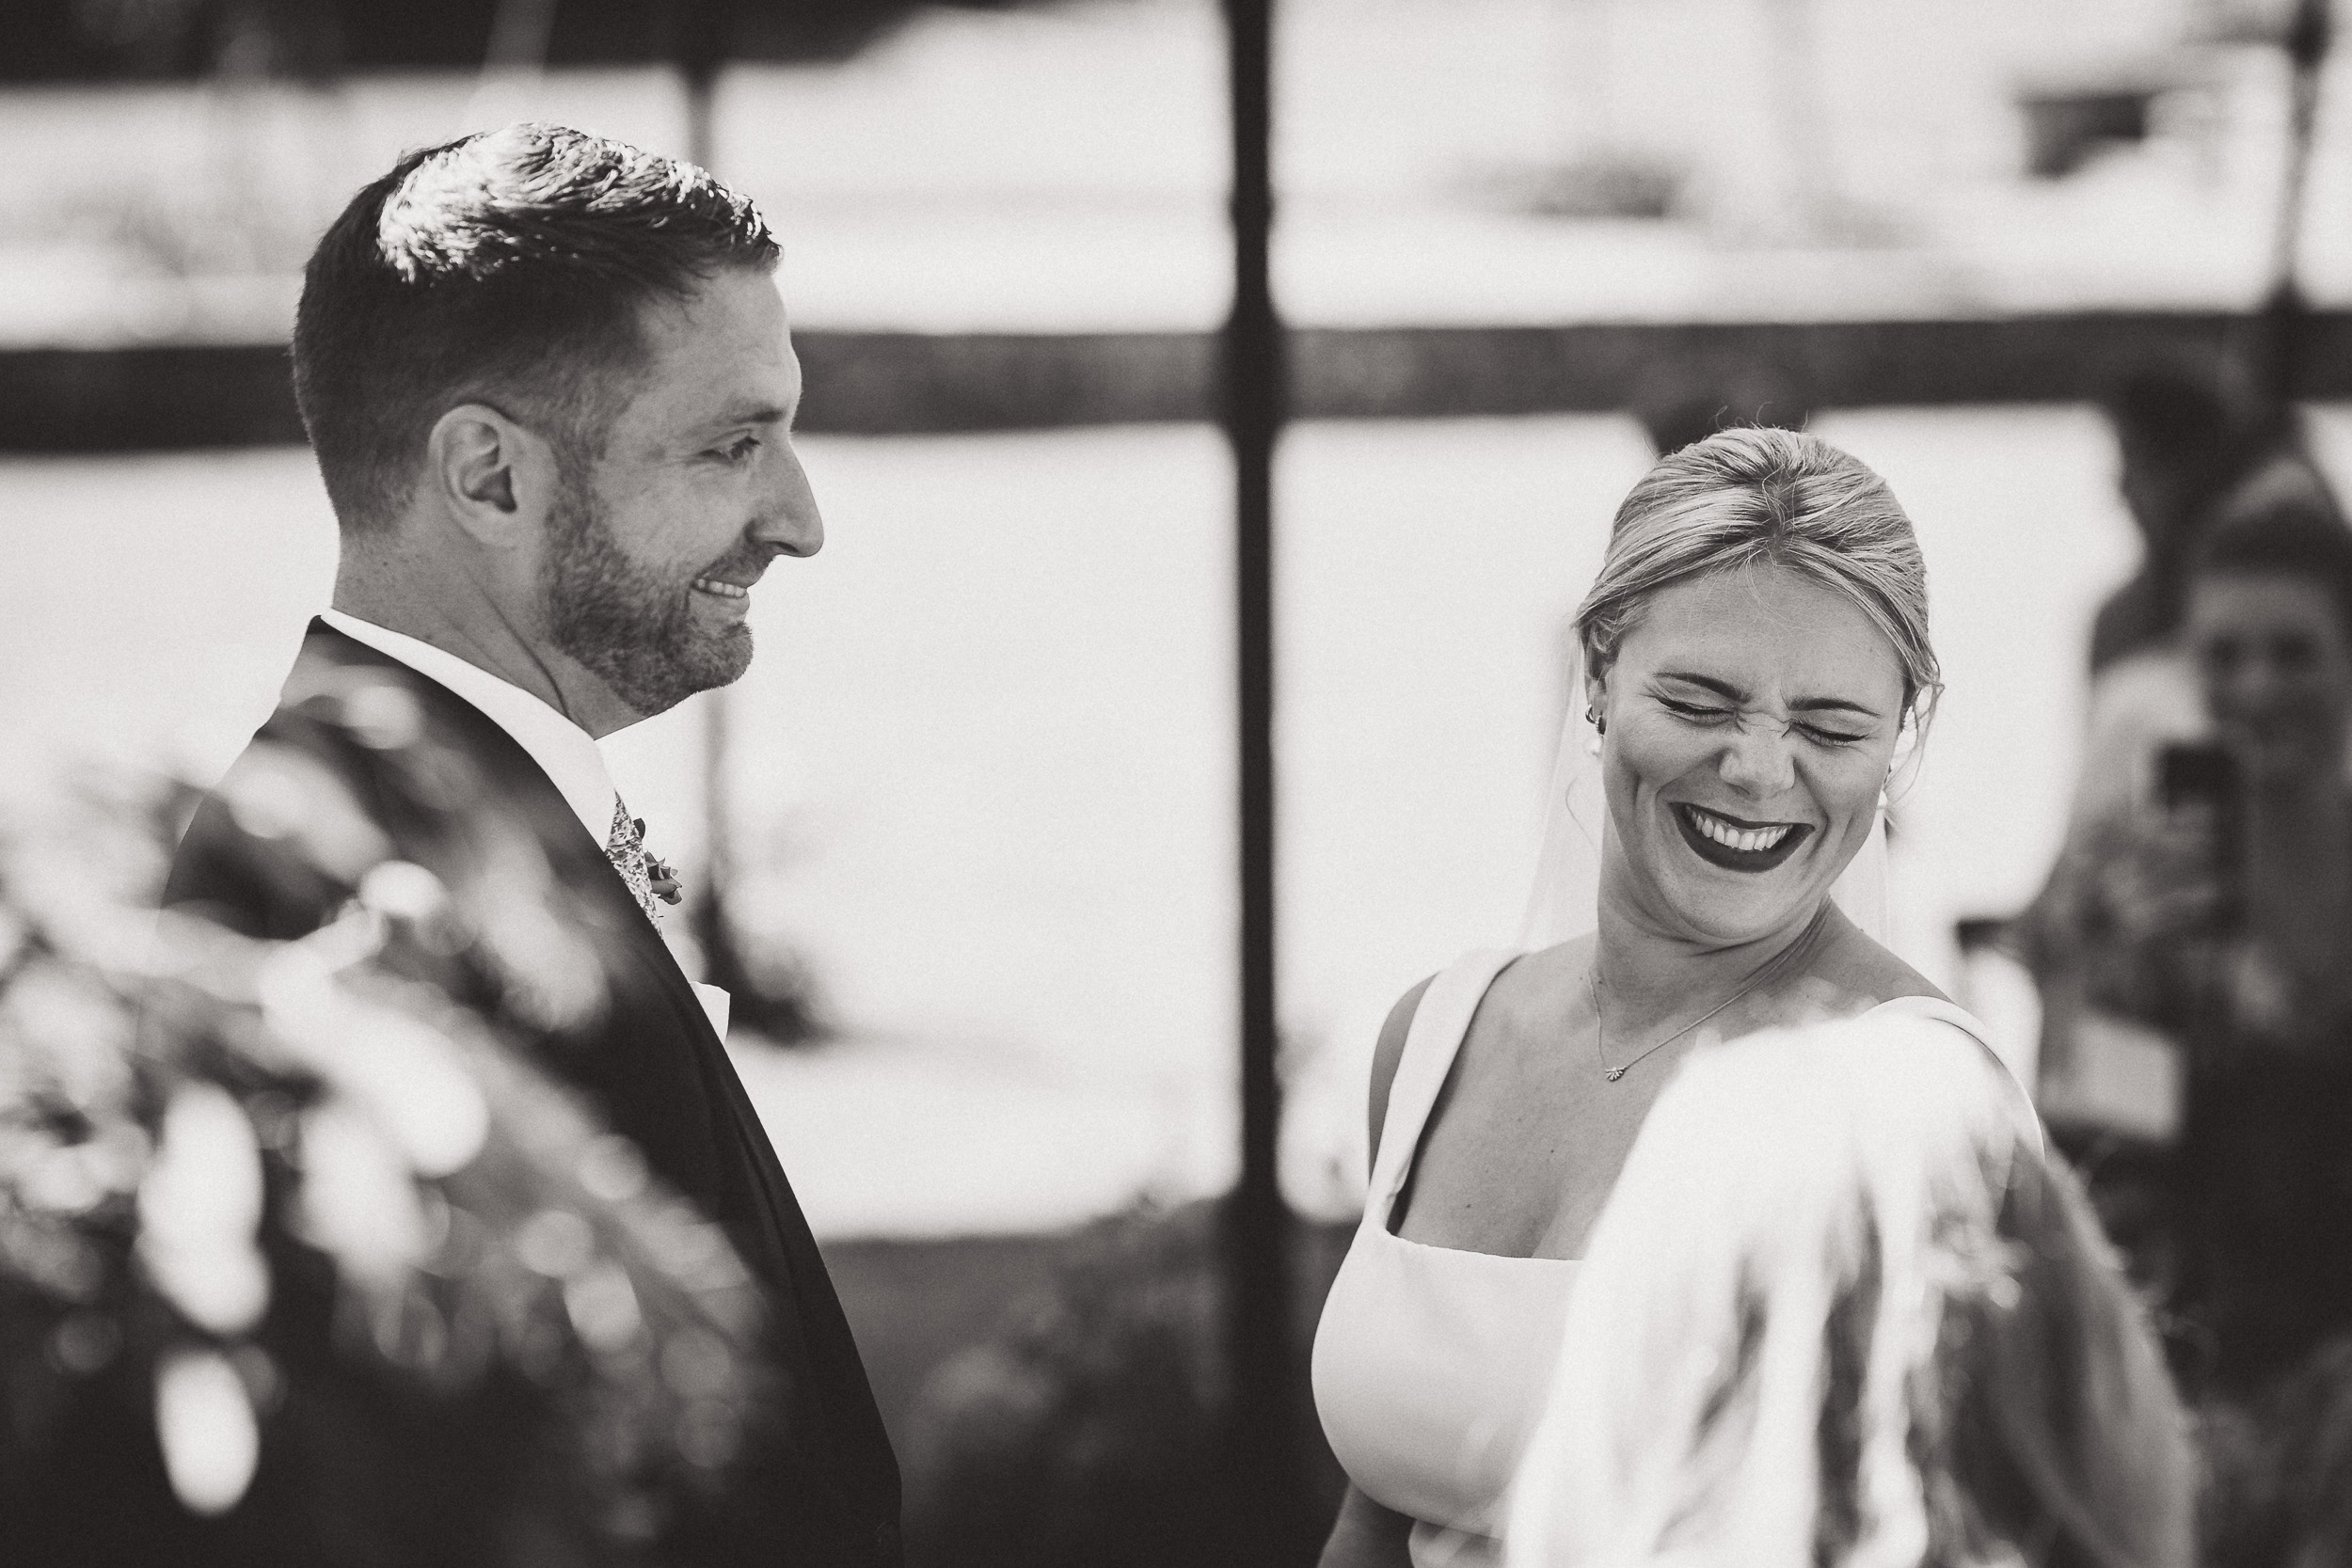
[426,404,558,547]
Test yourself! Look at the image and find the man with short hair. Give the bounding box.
[160,123,899,1564]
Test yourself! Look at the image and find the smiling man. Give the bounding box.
[156,125,898,1565]
[311,125,819,742]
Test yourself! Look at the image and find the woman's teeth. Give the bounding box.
[1689,807,1793,853]
[691,578,749,599]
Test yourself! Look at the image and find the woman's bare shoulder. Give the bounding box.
[1366,940,1591,1162]
[1482,934,1593,1019]
[1805,908,1948,1010]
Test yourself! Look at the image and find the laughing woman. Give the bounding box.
[1310,428,2036,1568]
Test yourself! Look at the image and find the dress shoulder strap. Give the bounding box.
[1368,948,1520,1214]
[1864,994,2045,1154]
[1867,992,1991,1044]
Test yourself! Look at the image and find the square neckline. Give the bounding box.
[1375,950,1583,1265]
[1368,960,2025,1262]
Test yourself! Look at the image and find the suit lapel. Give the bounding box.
[291,621,721,1050]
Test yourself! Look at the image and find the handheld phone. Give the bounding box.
[2155,741,2238,816]
[2033,741,2241,1148]
[2155,740,2241,922]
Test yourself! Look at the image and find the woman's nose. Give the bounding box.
[1717,722,1797,799]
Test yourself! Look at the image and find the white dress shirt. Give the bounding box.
[318,610,730,1038]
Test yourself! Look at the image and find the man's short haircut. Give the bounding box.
[2099,351,2282,482]
[293,122,779,532]
[2196,491,2352,639]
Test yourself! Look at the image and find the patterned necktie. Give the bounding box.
[605,798,660,923]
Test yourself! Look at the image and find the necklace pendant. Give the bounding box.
[1606,1067,1626,1082]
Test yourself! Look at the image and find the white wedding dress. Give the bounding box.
[1309,946,2011,1568]
[1310,686,2028,1567]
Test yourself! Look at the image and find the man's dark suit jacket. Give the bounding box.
[80,621,898,1566]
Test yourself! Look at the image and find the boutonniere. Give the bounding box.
[631,817,684,906]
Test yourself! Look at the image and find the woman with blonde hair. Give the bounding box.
[1502,1016,2191,1568]
[1313,428,2038,1567]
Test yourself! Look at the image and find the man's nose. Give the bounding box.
[752,440,823,558]
[1718,721,1797,798]
[2217,655,2287,716]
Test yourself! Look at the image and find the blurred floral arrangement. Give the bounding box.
[0,678,769,1555]
[901,1202,1233,1568]
[901,1200,1348,1568]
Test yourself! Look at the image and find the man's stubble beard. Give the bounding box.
[541,471,754,720]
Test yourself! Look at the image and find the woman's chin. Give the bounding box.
[1645,854,1832,943]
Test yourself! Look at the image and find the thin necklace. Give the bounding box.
[1589,905,1830,1082]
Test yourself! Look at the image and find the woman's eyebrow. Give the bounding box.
[1656,671,1746,702]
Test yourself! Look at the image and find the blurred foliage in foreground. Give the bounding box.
[0,749,769,1562]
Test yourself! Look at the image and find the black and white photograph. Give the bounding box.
[5,1,2352,1563]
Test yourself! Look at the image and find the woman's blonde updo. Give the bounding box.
[1576,427,1941,721]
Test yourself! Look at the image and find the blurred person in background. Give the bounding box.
[1311,429,2035,1568]
[79,124,901,1565]
[1502,1016,2192,1568]
[2070,355,2342,827]
[2089,354,2329,676]
[2026,499,2352,1563]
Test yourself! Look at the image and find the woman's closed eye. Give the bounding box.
[1657,696,1735,724]
[1658,696,1869,746]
